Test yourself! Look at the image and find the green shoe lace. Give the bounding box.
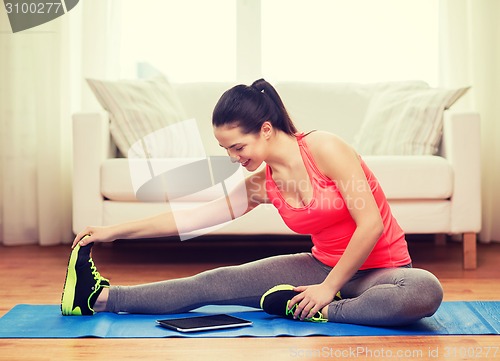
[89,257,109,287]
[285,300,328,323]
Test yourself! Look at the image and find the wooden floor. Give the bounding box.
[0,236,499,361]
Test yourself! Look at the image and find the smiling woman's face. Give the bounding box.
[213,124,268,172]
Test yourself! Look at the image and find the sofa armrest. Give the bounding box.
[72,112,110,233]
[441,111,482,234]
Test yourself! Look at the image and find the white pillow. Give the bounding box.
[87,76,204,158]
[353,86,469,155]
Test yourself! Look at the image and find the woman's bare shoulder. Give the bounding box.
[305,130,359,174]
[305,130,353,154]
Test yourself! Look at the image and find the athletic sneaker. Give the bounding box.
[61,243,109,316]
[260,284,341,323]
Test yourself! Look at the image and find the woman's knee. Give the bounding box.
[407,268,443,317]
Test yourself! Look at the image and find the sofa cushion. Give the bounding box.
[101,158,244,202]
[87,76,204,158]
[364,156,453,199]
[275,81,430,144]
[102,156,452,202]
[174,82,235,157]
[353,86,469,155]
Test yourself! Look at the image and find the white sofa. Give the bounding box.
[73,82,481,269]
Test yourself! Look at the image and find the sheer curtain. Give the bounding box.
[0,10,72,245]
[0,1,120,245]
[439,0,500,243]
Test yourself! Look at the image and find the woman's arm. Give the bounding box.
[74,168,268,248]
[290,131,384,320]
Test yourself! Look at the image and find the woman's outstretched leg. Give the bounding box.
[327,267,443,326]
[105,253,329,314]
[62,242,331,315]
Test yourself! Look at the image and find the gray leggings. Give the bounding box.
[105,252,443,326]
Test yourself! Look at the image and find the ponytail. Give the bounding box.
[212,79,297,135]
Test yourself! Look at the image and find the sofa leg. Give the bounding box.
[434,233,447,246]
[463,232,477,270]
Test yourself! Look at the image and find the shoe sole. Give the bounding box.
[61,244,80,315]
[260,284,295,309]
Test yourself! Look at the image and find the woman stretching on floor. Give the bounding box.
[61,79,443,325]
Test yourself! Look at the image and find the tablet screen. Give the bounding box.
[156,314,252,333]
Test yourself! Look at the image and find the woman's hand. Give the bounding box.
[289,283,338,320]
[72,226,117,248]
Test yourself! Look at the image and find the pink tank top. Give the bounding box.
[265,132,411,270]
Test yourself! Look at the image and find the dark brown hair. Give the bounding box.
[212,78,297,135]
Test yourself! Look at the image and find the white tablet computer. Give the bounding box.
[156,314,252,333]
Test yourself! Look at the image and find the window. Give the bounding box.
[261,0,439,85]
[118,0,236,82]
[118,0,439,85]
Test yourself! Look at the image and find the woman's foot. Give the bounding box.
[61,242,109,316]
[260,284,328,323]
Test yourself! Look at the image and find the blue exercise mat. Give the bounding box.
[0,302,498,338]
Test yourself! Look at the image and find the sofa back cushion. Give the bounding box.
[276,82,373,143]
[277,81,431,144]
[352,86,469,155]
[174,82,234,156]
[88,76,206,158]
[174,81,431,155]
[88,78,440,158]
